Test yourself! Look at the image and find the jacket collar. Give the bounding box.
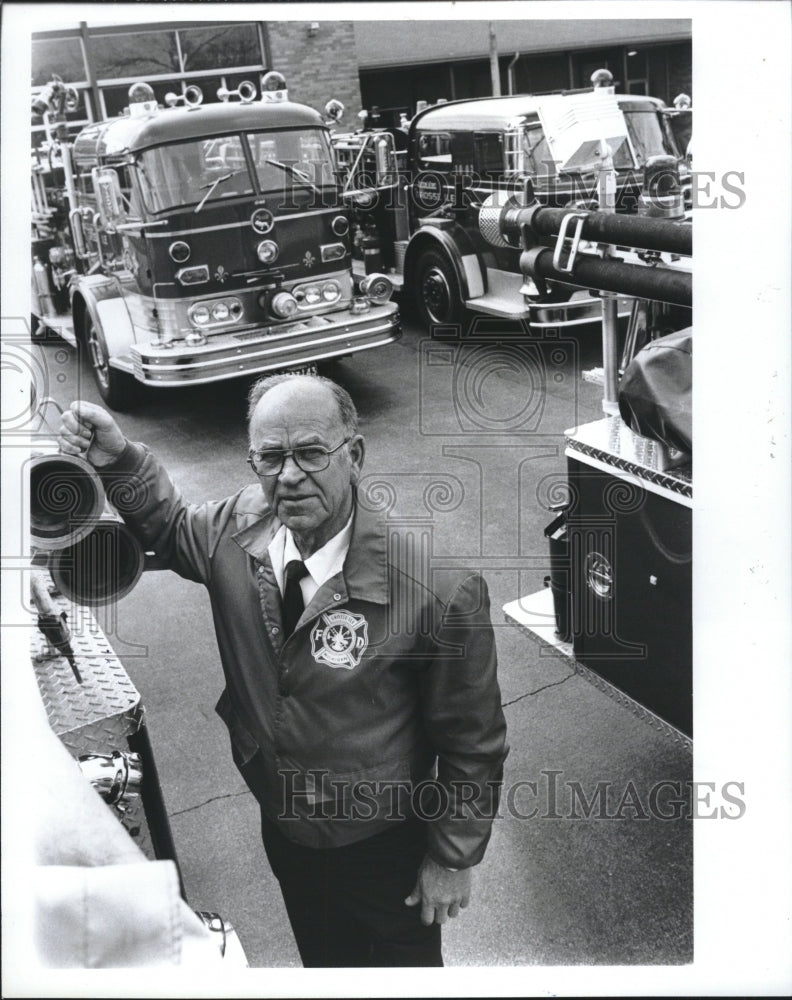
[232,487,389,605]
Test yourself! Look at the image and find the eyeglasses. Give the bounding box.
[247,437,351,477]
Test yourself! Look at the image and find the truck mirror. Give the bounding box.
[91,167,126,230]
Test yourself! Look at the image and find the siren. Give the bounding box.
[32,76,80,117]
[30,399,107,551]
[217,80,257,104]
[29,398,160,606]
[164,85,204,109]
[47,515,150,607]
[30,451,106,551]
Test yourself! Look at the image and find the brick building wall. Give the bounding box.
[268,21,363,131]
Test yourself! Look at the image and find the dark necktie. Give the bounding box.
[282,559,309,637]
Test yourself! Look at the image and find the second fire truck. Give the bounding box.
[331,74,691,334]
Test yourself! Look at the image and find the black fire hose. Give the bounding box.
[520,246,692,307]
[505,203,692,257]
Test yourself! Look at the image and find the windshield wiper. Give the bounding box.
[194,169,244,214]
[264,158,321,195]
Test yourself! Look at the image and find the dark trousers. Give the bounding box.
[260,815,443,967]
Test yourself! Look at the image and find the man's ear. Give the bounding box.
[349,434,365,485]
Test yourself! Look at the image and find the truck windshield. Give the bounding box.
[621,104,677,166]
[136,128,336,212]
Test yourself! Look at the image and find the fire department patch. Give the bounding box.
[310,611,368,670]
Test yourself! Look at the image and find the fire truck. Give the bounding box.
[31,74,400,409]
[331,73,691,334]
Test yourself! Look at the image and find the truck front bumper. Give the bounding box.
[125,303,400,387]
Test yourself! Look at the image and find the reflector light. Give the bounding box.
[191,305,211,325]
[176,265,210,286]
[188,298,242,328]
[321,242,346,262]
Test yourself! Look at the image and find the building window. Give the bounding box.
[91,30,180,80]
[178,24,261,72]
[32,37,86,86]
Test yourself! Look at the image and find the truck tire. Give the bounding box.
[83,315,140,410]
[414,248,465,329]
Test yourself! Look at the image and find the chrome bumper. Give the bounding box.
[126,303,400,387]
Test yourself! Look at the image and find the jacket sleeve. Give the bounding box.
[98,441,241,586]
[420,572,509,870]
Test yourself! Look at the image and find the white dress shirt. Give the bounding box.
[267,513,354,606]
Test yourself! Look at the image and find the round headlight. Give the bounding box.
[303,285,322,306]
[169,241,191,264]
[322,281,341,302]
[331,215,349,236]
[271,292,298,318]
[257,240,279,264]
[211,302,230,322]
[191,305,211,325]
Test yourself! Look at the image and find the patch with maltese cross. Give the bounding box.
[310,610,368,669]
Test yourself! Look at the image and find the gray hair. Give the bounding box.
[247,372,359,437]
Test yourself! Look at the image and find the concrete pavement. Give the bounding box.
[32,311,692,968]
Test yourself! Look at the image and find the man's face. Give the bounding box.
[249,380,364,555]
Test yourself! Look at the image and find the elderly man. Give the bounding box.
[58,373,508,968]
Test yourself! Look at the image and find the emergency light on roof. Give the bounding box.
[128,81,158,118]
[590,68,615,93]
[261,71,288,103]
[324,99,345,123]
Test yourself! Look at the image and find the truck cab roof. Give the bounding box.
[72,100,325,164]
[411,92,666,133]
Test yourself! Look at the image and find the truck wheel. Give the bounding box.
[414,248,464,329]
[83,315,140,410]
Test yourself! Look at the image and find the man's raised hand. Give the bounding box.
[58,401,127,467]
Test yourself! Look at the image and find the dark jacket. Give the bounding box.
[102,442,508,869]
